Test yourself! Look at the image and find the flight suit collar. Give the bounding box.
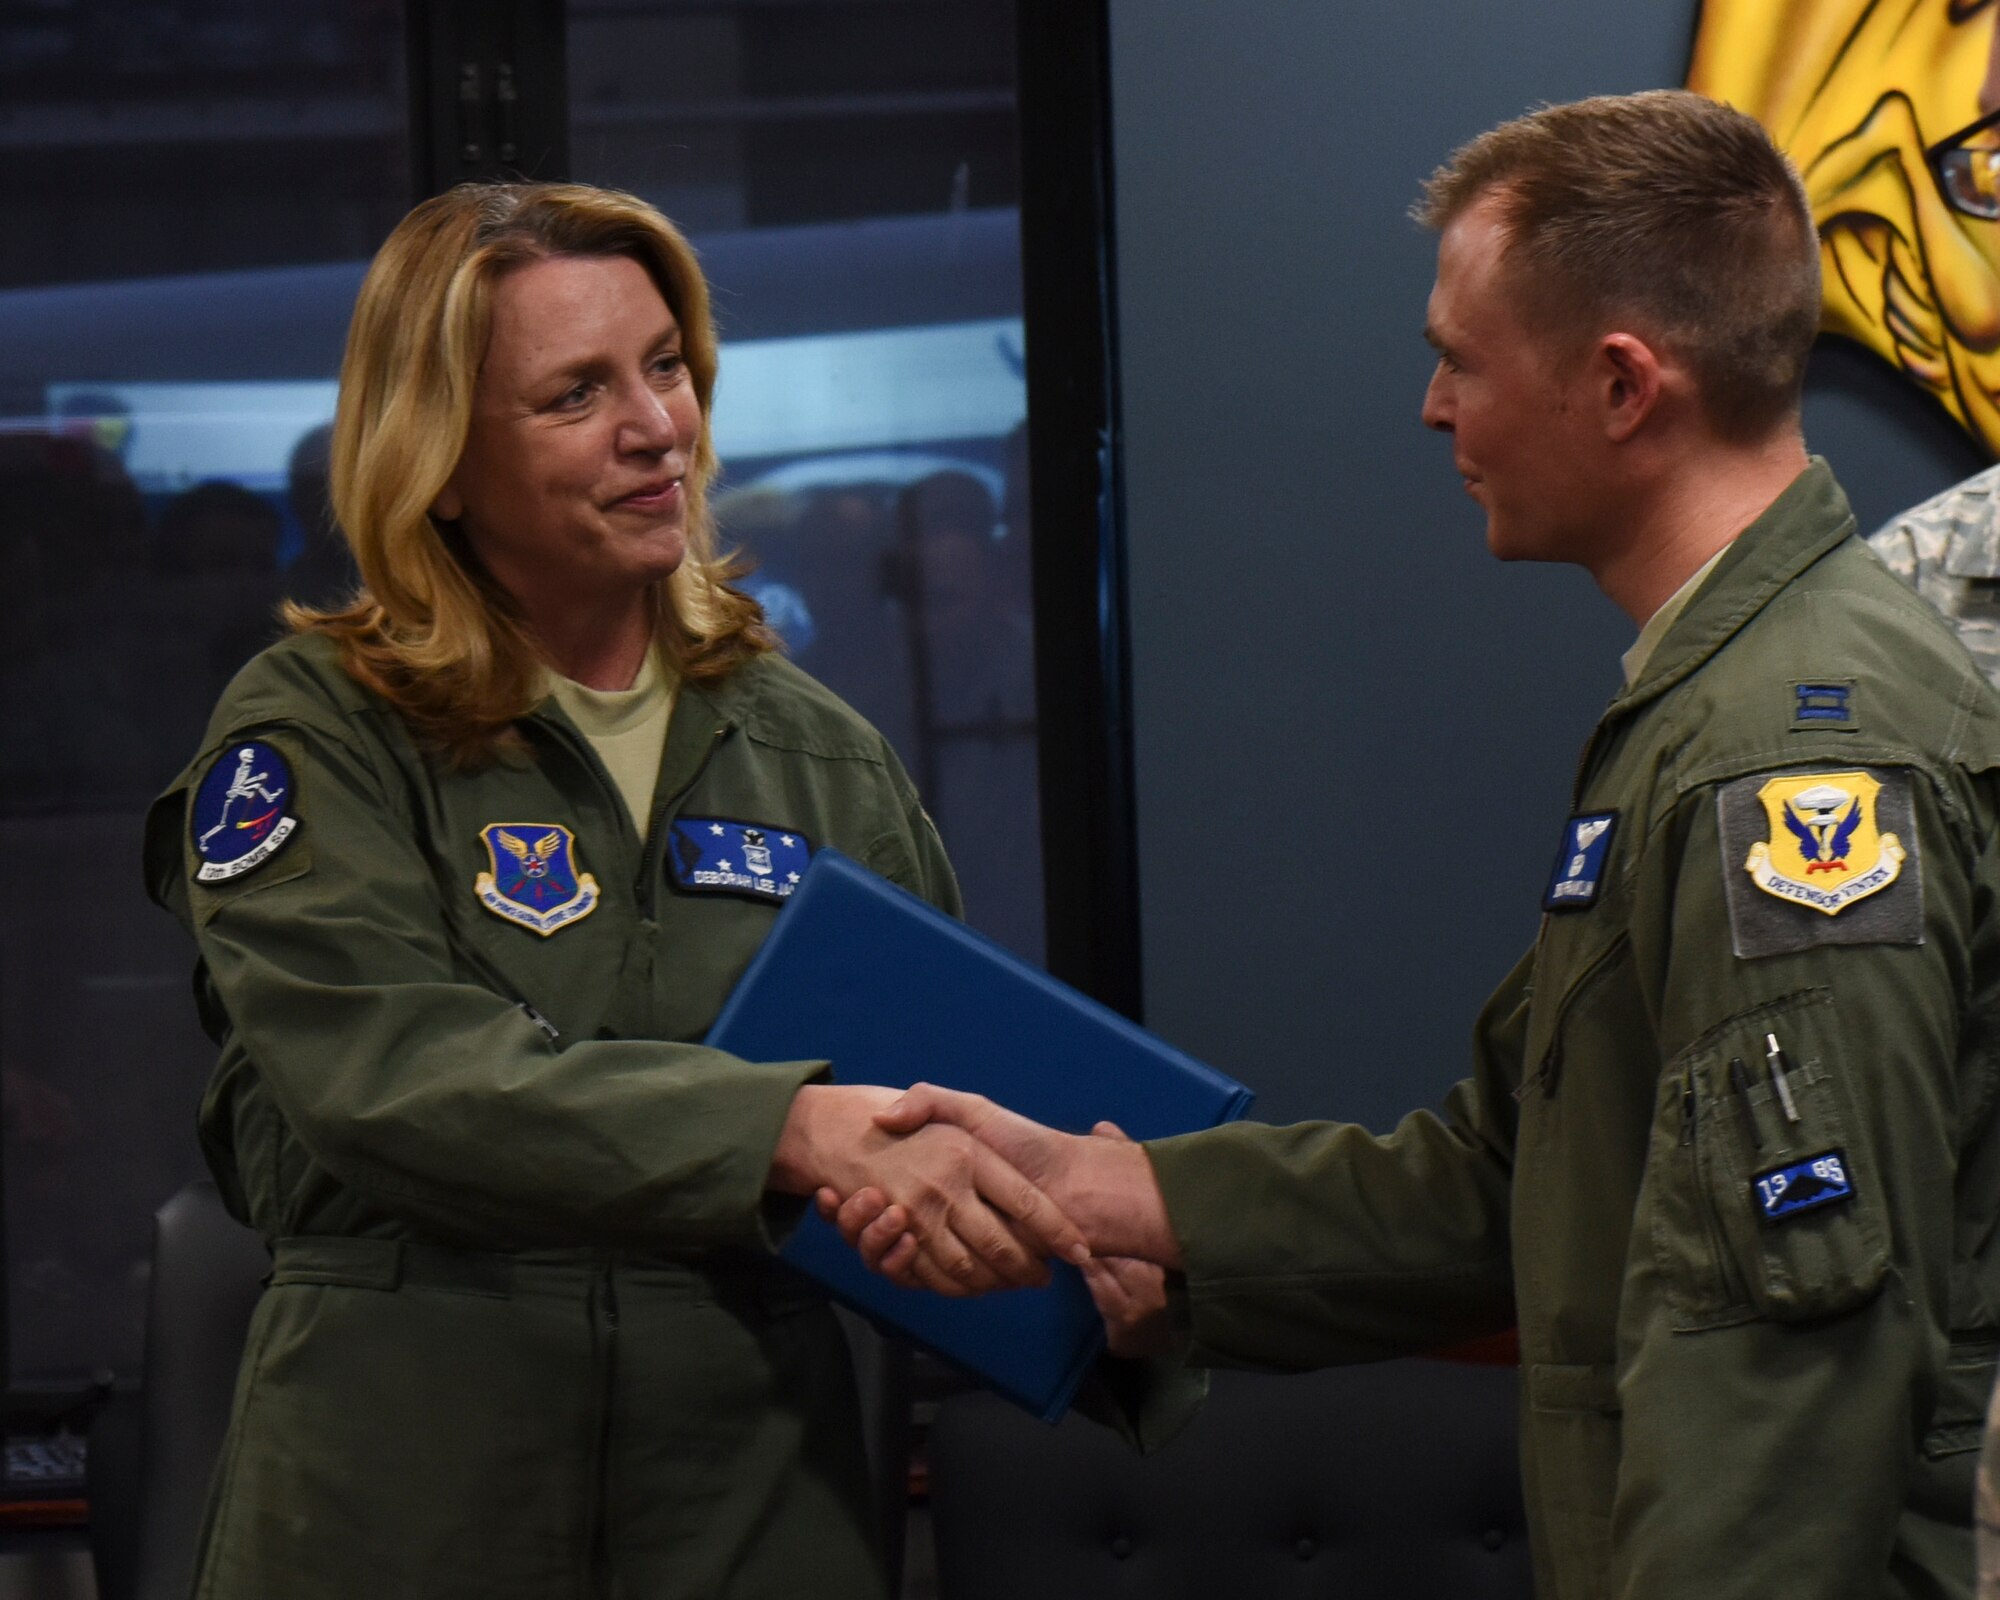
[1607,456,1856,721]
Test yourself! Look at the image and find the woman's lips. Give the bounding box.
[613,478,683,512]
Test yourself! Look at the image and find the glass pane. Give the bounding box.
[0,0,408,1392]
[568,0,1044,963]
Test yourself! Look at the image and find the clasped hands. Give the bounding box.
[771,1082,1179,1356]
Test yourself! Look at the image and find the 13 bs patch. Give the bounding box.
[474,823,600,936]
[191,740,300,882]
[1716,768,1923,958]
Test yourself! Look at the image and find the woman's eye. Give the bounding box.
[652,352,686,381]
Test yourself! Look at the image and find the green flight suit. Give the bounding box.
[1147,461,2000,1599]
[144,633,957,1600]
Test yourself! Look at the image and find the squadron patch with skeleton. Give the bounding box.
[191,740,300,882]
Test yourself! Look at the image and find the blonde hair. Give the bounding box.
[1415,90,1820,444]
[292,181,773,766]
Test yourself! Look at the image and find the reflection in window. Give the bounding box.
[0,1,404,1391]
[568,0,1044,964]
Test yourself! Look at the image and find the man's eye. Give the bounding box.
[553,382,595,409]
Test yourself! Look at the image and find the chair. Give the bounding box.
[90,1183,913,1598]
[85,1181,269,1600]
[927,1359,1532,1600]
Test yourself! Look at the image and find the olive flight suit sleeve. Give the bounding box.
[147,712,829,1253]
[1139,950,1530,1369]
[1603,762,1992,1598]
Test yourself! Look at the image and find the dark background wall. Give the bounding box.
[1108,0,1990,1129]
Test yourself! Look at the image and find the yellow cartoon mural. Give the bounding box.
[1689,0,2000,449]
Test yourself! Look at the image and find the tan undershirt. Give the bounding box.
[545,649,678,837]
[1621,546,1730,688]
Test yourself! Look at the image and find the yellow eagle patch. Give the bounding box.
[1744,770,1905,917]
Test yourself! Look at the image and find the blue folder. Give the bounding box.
[704,847,1253,1421]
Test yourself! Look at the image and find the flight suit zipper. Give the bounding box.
[636,720,731,919]
[586,1255,622,1590]
[1680,1065,1735,1300]
[446,924,562,1042]
[1515,933,1629,1102]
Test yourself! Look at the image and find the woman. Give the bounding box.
[142,182,1081,1600]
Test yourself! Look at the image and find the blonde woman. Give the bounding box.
[143,182,1081,1600]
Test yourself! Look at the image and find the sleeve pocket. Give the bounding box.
[1650,989,1890,1330]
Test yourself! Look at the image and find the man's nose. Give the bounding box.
[1421,366,1454,433]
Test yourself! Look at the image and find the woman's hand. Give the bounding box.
[818,1113,1182,1352]
[771,1083,1087,1296]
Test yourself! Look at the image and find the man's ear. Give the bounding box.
[1596,332,1664,444]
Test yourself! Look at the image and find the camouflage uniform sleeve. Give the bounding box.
[1981,1376,2000,1600]
[1867,466,2000,691]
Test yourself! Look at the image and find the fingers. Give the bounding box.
[1092,1120,1132,1142]
[972,1143,1089,1267]
[1080,1253,1173,1359]
[873,1082,995,1136]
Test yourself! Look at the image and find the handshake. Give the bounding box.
[769,1082,1183,1357]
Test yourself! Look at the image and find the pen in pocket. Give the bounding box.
[1765,1032,1801,1125]
[1729,1056,1763,1148]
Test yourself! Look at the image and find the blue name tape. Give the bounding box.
[1753,1149,1855,1223]
[1543,811,1618,912]
[667,817,813,902]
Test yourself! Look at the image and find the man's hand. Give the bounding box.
[770,1083,1088,1296]
[1076,1122,1176,1358]
[814,1086,1182,1274]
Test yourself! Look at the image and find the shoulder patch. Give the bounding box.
[191,740,301,882]
[1716,768,1923,958]
[667,817,813,903]
[1790,681,1855,730]
[1543,812,1618,912]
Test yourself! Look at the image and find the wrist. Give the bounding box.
[1072,1138,1181,1267]
[769,1083,838,1196]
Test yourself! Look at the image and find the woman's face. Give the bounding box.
[436,252,701,612]
[1689,0,2000,445]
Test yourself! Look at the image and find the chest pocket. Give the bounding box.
[1646,988,1889,1331]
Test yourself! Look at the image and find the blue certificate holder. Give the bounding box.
[705,848,1253,1421]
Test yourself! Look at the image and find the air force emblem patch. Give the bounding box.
[475,823,600,936]
[1717,768,1923,958]
[668,817,812,903]
[1743,771,1905,915]
[191,740,300,882]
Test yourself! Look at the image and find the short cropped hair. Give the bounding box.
[294,181,772,766]
[1415,90,1820,443]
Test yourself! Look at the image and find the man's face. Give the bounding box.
[1689,0,2000,446]
[1422,196,1602,564]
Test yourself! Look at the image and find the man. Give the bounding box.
[1861,5,2000,691]
[1869,469,2000,688]
[833,91,2000,1598]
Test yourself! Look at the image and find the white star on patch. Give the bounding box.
[710,823,725,836]
[717,861,732,872]
[787,871,800,883]
[780,835,796,848]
